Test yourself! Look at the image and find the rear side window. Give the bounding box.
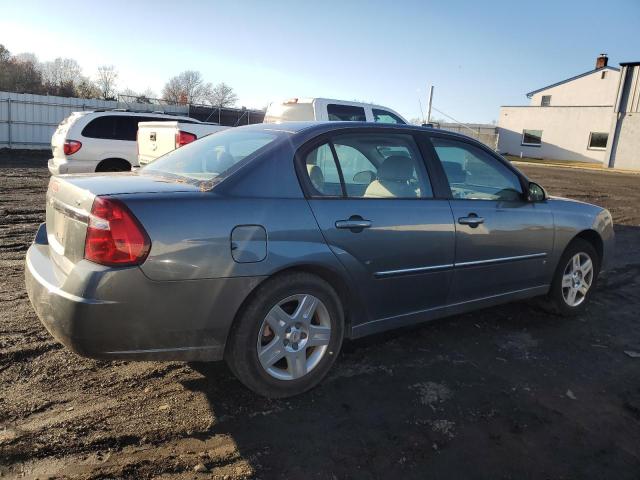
[327,104,366,122]
[303,133,432,199]
[82,115,171,140]
[372,109,405,124]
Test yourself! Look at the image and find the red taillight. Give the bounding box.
[63,140,82,155]
[175,130,197,148]
[84,197,151,266]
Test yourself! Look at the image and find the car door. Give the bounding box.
[299,130,456,330]
[426,134,554,303]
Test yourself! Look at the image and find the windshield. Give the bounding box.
[141,128,280,182]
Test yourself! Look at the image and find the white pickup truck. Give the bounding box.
[264,97,408,124]
[137,121,228,166]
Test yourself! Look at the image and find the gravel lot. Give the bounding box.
[1,149,639,479]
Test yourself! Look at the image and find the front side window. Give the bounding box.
[522,129,542,146]
[303,133,432,199]
[588,132,608,150]
[541,95,551,106]
[327,104,366,121]
[142,128,279,182]
[372,109,405,124]
[431,137,523,202]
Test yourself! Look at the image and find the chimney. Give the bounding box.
[596,53,608,69]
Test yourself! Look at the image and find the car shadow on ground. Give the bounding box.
[179,225,640,478]
[181,252,640,479]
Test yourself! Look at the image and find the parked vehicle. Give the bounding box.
[48,110,198,175]
[264,97,408,124]
[26,122,614,398]
[137,120,228,166]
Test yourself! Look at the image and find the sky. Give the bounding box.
[1,0,639,123]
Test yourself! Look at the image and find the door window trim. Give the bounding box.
[294,128,439,201]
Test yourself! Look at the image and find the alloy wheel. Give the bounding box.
[561,252,594,307]
[257,294,332,381]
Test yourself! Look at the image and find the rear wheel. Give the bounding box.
[225,272,344,398]
[542,238,600,316]
[96,158,131,172]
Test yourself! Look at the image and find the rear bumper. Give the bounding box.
[25,224,264,361]
[48,157,100,175]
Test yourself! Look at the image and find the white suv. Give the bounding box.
[48,110,199,175]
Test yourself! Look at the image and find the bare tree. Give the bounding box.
[0,47,44,95]
[162,70,212,105]
[207,82,238,108]
[96,65,118,100]
[76,77,101,99]
[40,57,81,88]
[0,44,10,63]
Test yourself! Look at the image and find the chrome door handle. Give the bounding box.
[335,218,372,231]
[458,215,484,227]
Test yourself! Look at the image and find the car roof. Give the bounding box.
[76,110,195,121]
[239,121,473,141]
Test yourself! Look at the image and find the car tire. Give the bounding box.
[541,238,600,316]
[96,158,131,172]
[225,272,344,398]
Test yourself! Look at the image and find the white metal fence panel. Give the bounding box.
[0,91,188,149]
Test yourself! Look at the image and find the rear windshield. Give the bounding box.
[141,128,280,182]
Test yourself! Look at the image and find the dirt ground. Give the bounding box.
[1,149,639,479]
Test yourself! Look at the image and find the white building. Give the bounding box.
[498,55,640,170]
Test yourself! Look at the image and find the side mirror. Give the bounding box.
[527,182,546,202]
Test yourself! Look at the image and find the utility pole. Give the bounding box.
[427,85,434,124]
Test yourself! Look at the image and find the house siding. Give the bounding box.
[498,106,613,163]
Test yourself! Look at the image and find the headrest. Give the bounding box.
[442,161,466,183]
[378,155,414,182]
[306,164,325,191]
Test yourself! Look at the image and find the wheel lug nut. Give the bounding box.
[283,339,289,346]
[301,332,307,339]
[292,342,298,350]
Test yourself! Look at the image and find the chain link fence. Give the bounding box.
[433,122,499,150]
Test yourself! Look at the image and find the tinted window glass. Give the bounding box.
[431,137,523,201]
[304,134,432,199]
[115,116,140,141]
[327,104,366,121]
[142,129,279,182]
[588,132,608,149]
[522,129,542,146]
[372,109,405,124]
[81,116,117,139]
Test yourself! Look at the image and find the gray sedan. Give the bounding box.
[25,122,614,397]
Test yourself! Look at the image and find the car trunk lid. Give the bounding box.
[45,173,202,275]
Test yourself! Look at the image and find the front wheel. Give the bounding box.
[543,238,600,316]
[225,272,344,398]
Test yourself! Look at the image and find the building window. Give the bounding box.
[601,71,607,79]
[588,132,608,150]
[541,95,551,106]
[522,129,542,146]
